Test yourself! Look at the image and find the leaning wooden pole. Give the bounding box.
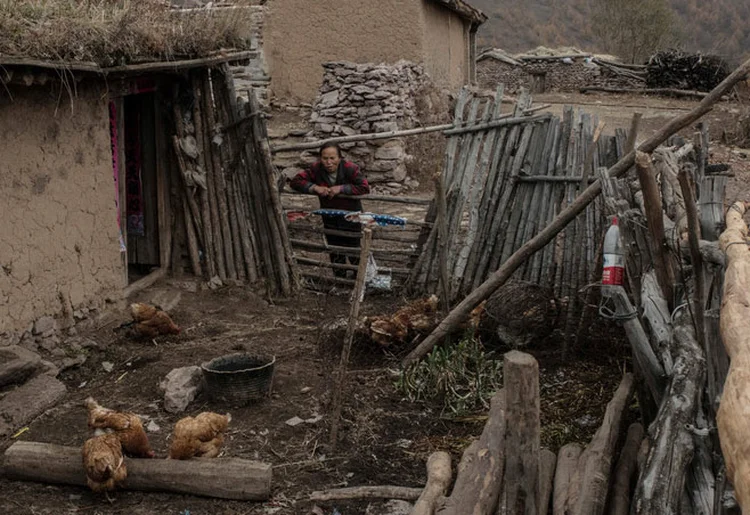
[402,55,750,367]
[329,228,373,449]
[718,201,750,511]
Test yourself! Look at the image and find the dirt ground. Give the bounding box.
[2,91,748,515]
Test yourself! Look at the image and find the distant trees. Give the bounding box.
[591,0,681,63]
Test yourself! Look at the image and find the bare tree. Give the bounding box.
[591,0,680,64]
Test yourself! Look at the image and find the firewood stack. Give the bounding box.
[170,66,296,294]
[646,50,730,92]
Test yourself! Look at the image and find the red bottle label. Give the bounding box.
[602,254,624,286]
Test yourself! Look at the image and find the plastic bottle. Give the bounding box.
[601,216,625,299]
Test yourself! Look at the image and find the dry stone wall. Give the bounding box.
[308,60,427,185]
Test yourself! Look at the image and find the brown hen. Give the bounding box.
[168,412,231,460]
[128,303,180,338]
[366,295,440,347]
[82,433,127,496]
[85,397,155,458]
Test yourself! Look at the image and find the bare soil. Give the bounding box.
[2,91,748,515]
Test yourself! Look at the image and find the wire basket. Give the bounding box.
[201,353,275,406]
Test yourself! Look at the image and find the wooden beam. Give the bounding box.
[2,441,271,501]
[309,486,423,502]
[282,189,433,206]
[122,268,166,298]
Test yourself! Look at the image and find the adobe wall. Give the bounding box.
[265,0,425,103]
[421,0,470,91]
[0,83,123,336]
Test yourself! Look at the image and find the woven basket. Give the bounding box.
[201,353,275,406]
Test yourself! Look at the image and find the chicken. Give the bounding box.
[81,433,127,498]
[84,397,155,458]
[117,303,180,338]
[168,412,231,460]
[366,295,440,347]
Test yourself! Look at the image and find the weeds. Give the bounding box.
[395,334,503,417]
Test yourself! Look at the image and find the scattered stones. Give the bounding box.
[300,386,312,394]
[0,374,67,437]
[33,316,56,336]
[160,366,204,413]
[146,420,161,433]
[0,346,42,388]
[101,361,115,373]
[285,416,305,427]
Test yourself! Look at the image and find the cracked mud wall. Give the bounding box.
[0,83,123,334]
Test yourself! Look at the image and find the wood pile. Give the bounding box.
[646,50,730,92]
[169,66,296,294]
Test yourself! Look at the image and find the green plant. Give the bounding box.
[395,334,503,417]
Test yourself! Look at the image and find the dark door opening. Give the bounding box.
[123,93,160,281]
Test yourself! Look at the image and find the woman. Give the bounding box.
[290,143,370,278]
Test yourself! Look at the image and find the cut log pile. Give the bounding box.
[169,66,296,294]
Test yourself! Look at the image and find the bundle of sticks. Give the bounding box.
[170,66,296,294]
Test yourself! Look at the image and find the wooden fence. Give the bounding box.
[408,88,631,310]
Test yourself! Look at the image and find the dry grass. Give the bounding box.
[0,0,257,65]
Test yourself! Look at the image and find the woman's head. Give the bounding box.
[320,143,342,173]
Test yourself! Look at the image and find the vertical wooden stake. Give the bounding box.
[634,150,675,308]
[435,172,451,313]
[329,228,373,449]
[677,167,707,352]
[503,350,540,515]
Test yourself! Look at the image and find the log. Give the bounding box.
[401,53,750,367]
[538,449,557,515]
[679,239,725,266]
[437,390,506,515]
[435,172,451,312]
[553,444,582,515]
[283,189,432,206]
[579,86,708,99]
[310,486,423,502]
[632,312,704,514]
[1,441,271,501]
[607,423,644,515]
[503,351,540,515]
[329,228,372,449]
[413,451,452,515]
[677,167,706,352]
[567,373,634,515]
[635,150,675,307]
[717,201,750,510]
[122,268,166,298]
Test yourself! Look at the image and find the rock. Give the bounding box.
[206,276,224,290]
[372,121,399,133]
[0,346,42,388]
[300,386,312,394]
[389,164,408,182]
[0,375,67,437]
[285,416,305,427]
[367,160,399,172]
[37,336,60,352]
[160,366,204,413]
[352,85,375,95]
[33,316,56,336]
[317,123,335,133]
[102,361,115,373]
[39,360,60,377]
[146,420,161,433]
[317,90,339,109]
[375,141,405,160]
[60,354,87,372]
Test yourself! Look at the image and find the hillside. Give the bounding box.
[472,0,750,63]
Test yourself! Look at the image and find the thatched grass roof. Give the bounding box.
[0,1,257,67]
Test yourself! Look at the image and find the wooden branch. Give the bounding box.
[635,150,675,307]
[679,239,725,267]
[282,189,433,206]
[438,389,506,515]
[444,113,551,136]
[538,449,557,515]
[553,444,582,515]
[401,54,750,367]
[309,486,423,502]
[632,313,704,514]
[290,239,418,257]
[607,423,644,515]
[504,351,540,515]
[567,373,635,515]
[678,167,707,352]
[1,441,271,501]
[122,268,166,298]
[435,172,451,313]
[718,201,750,510]
[413,451,452,515]
[294,256,409,276]
[580,86,708,99]
[329,228,372,449]
[289,223,420,243]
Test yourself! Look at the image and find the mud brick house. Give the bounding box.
[0,4,293,338]
[264,0,487,102]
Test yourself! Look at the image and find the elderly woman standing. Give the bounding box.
[290,143,370,278]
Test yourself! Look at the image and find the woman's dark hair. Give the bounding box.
[319,142,342,157]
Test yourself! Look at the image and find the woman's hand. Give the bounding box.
[326,185,343,198]
[311,185,329,196]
